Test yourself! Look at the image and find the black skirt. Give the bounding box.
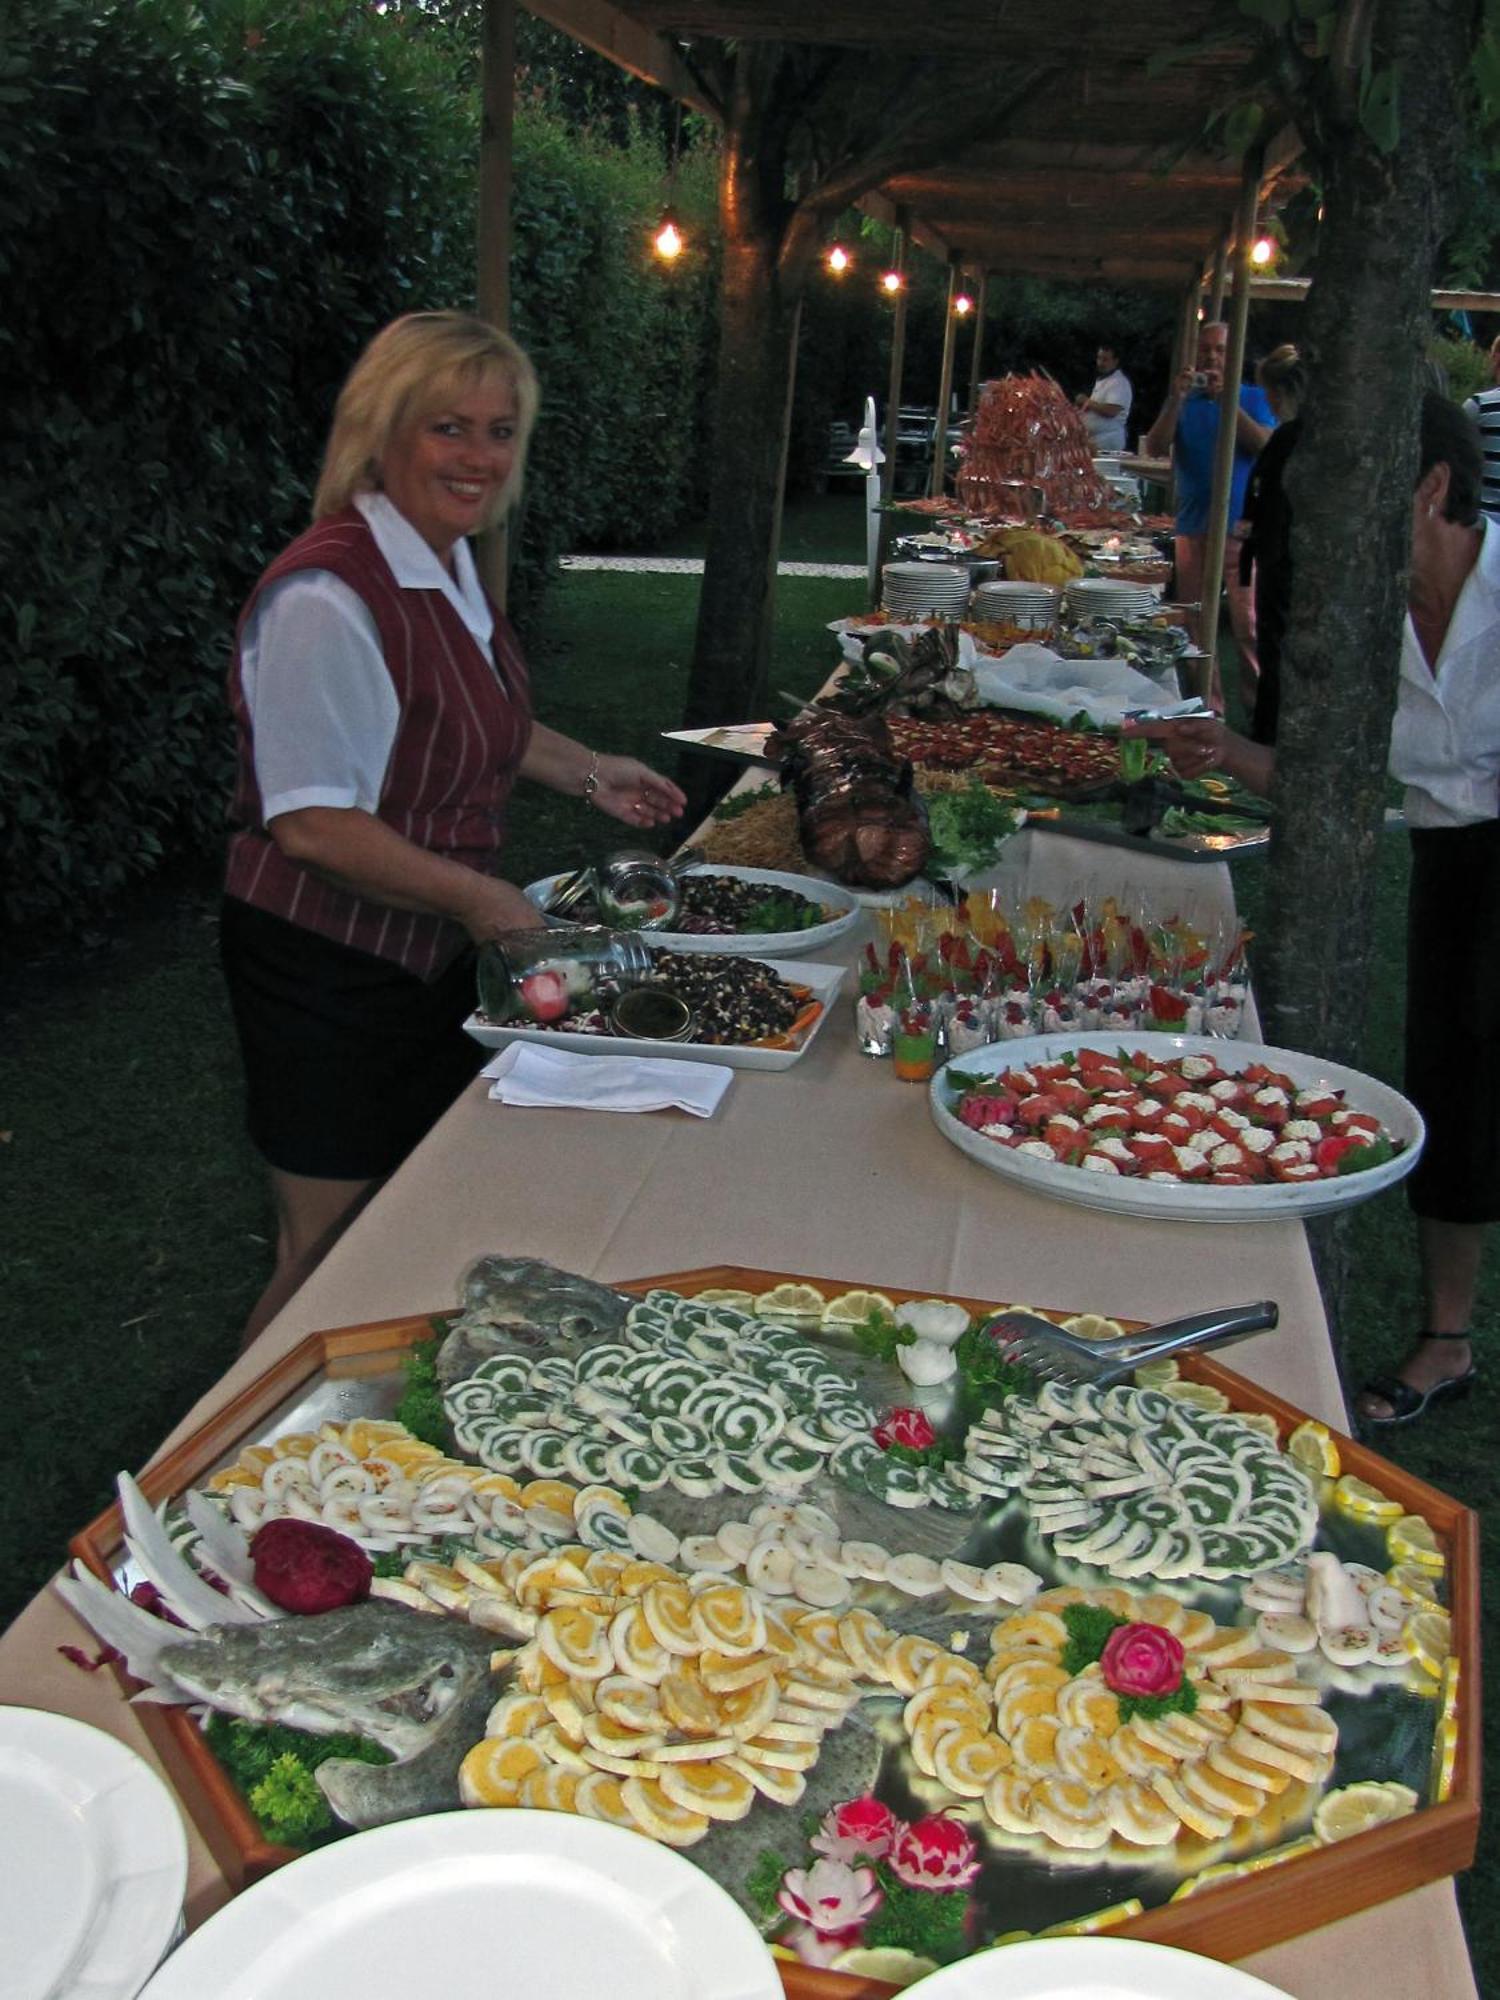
[220,897,485,1181]
[1404,819,1500,1223]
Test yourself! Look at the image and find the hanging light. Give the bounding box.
[954,292,974,316]
[652,101,686,263]
[881,268,904,294]
[826,243,851,275]
[1250,234,1277,267]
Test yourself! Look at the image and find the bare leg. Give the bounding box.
[240,1168,380,1350]
[1353,1216,1485,1419]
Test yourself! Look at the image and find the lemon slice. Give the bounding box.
[1287,1419,1341,1479]
[1161,1381,1230,1414]
[1235,1411,1281,1442]
[1132,1356,1180,1387]
[1171,1862,1251,1900]
[1387,1561,1442,1604]
[1388,1513,1445,1573]
[822,1288,896,1325]
[1313,1780,1419,1843]
[1039,1898,1144,1936]
[690,1288,756,1309]
[1061,1312,1124,1342]
[1433,1712,1460,1801]
[1405,1606,1452,1679]
[828,1947,939,1986]
[1333,1474,1403,1523]
[754,1282,826,1320]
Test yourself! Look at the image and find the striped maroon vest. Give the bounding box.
[225,507,533,979]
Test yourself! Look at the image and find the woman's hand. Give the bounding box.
[1122,716,1230,779]
[457,873,549,944]
[589,755,687,830]
[1121,716,1275,797]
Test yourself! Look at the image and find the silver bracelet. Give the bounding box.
[581,751,600,806]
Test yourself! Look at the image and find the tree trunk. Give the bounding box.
[679,63,812,824]
[1260,0,1475,1346]
[1260,0,1473,1068]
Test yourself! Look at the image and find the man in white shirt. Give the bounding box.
[1461,332,1500,518]
[1076,344,1133,453]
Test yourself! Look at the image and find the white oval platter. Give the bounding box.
[929,1030,1424,1223]
[526,863,860,957]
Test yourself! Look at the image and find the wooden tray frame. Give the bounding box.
[69,1268,1481,1998]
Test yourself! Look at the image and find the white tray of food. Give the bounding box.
[524,864,861,958]
[465,957,846,1072]
[929,1031,1423,1222]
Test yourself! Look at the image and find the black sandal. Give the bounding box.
[1357,1332,1477,1427]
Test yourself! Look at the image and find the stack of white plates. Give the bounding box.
[1064,576,1157,622]
[971,579,1060,629]
[882,562,970,618]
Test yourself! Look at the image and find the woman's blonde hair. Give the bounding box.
[313,311,540,529]
[1256,342,1305,404]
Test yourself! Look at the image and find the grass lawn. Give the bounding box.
[2,506,1494,1979]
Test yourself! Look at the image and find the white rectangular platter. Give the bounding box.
[463,957,846,1072]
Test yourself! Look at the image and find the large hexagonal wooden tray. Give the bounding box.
[69,1268,1480,1998]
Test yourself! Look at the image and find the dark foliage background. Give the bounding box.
[0,0,715,929]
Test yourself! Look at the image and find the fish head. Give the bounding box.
[157,1602,495,1752]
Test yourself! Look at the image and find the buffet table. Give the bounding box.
[0,827,1477,1999]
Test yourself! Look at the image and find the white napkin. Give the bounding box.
[482,1043,733,1117]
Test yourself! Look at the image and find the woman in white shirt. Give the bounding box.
[1128,393,1498,1426]
[222,313,686,1343]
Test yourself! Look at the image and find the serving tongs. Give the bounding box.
[983,1300,1278,1387]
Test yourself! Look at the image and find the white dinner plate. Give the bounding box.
[929,1030,1424,1222]
[137,1810,781,2000]
[526,864,861,958]
[0,1705,187,2000]
[465,956,846,1071]
[912,1936,1292,1999]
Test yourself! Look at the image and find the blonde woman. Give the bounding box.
[222,312,684,1342]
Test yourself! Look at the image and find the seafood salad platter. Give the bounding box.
[65,1259,1477,1994]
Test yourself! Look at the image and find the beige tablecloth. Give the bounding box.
[0,829,1475,1995]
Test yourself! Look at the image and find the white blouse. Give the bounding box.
[1390,517,1500,829]
[238,493,498,823]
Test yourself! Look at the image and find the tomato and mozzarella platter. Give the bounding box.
[945,1046,1402,1186]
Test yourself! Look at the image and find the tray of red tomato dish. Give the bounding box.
[929,1032,1423,1223]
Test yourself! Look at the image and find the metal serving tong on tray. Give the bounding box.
[984,1300,1278,1387]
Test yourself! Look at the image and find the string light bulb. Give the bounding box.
[881,269,904,294]
[827,243,851,275]
[1250,234,1276,266]
[954,292,974,316]
[653,212,684,262]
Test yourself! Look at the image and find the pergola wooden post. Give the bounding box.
[967,269,989,416]
[875,212,910,593]
[1207,229,1231,319]
[1195,144,1263,705]
[928,253,963,497]
[475,0,515,606]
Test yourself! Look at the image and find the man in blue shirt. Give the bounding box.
[1143,321,1275,714]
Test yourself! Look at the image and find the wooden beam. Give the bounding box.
[521,0,717,115]
[1250,275,1500,311]
[858,189,950,266]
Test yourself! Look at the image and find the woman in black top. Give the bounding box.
[1239,345,1305,744]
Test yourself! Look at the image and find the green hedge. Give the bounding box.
[0,0,716,929]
